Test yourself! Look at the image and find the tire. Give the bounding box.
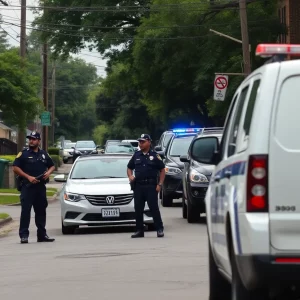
[208,240,231,300]
[62,222,78,235]
[231,243,267,300]
[161,191,173,207]
[63,159,68,164]
[187,199,200,223]
[182,197,187,219]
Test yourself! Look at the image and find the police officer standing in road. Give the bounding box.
[12,132,56,244]
[127,134,166,238]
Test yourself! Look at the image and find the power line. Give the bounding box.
[1,20,217,40]
[0,24,18,43]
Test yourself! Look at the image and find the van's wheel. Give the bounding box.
[161,191,173,207]
[231,243,268,300]
[208,241,231,300]
[62,222,78,235]
[187,200,200,223]
[182,197,187,219]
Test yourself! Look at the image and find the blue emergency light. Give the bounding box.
[172,128,202,133]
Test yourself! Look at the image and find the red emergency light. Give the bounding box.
[256,44,300,57]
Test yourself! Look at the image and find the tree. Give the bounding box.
[50,58,98,140]
[0,50,42,130]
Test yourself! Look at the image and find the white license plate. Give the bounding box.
[101,208,120,218]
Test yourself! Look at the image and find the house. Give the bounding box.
[0,122,13,140]
[278,0,300,44]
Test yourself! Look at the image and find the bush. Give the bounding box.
[48,147,59,155]
[51,155,61,170]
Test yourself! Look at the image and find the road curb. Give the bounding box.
[0,216,12,228]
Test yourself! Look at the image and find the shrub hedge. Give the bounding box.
[48,147,60,155]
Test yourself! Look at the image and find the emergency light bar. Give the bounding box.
[172,128,201,133]
[256,44,300,57]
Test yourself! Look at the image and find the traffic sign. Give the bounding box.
[41,111,51,126]
[213,75,229,101]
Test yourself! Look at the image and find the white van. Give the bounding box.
[189,44,300,299]
[122,140,139,151]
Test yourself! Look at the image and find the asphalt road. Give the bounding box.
[0,165,209,300]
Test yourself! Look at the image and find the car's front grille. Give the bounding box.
[85,194,133,206]
[82,212,136,222]
[80,150,92,154]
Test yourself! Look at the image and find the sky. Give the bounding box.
[0,0,107,77]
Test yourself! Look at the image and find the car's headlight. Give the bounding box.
[165,166,182,175]
[91,150,98,154]
[189,169,208,183]
[64,192,86,202]
[63,151,69,155]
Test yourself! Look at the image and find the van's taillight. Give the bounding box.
[247,155,268,212]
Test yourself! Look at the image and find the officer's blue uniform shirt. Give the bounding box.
[127,149,165,180]
[13,148,55,177]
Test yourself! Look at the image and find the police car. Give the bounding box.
[188,44,300,299]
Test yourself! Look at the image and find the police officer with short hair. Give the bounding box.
[12,131,56,244]
[127,134,166,238]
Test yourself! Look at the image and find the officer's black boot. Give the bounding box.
[37,235,55,242]
[131,231,144,238]
[20,237,28,244]
[157,229,164,238]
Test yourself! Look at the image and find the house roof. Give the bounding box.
[0,122,13,131]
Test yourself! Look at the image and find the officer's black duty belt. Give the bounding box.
[136,178,157,185]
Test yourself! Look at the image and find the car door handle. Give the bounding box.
[214,175,221,182]
[225,170,232,179]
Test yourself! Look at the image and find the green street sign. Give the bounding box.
[41,111,51,126]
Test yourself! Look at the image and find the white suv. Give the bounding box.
[189,44,300,299]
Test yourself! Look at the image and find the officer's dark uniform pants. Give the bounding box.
[19,184,48,238]
[134,183,163,232]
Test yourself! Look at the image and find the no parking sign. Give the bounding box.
[213,75,229,101]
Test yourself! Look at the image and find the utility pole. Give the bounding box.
[17,0,26,152]
[51,62,56,146]
[42,42,48,151]
[239,0,251,75]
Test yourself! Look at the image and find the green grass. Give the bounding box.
[0,213,9,219]
[0,196,20,205]
[0,188,57,196]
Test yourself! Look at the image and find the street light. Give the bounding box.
[209,29,251,52]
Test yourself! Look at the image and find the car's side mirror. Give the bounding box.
[54,174,67,182]
[180,155,190,163]
[155,146,162,151]
[190,136,220,165]
[157,150,165,159]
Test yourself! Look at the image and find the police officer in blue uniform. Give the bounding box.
[12,131,56,244]
[127,134,166,238]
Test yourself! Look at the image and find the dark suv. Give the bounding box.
[180,128,223,223]
[154,130,174,153]
[160,130,200,207]
[72,140,99,162]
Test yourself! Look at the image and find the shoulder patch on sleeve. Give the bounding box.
[16,152,22,158]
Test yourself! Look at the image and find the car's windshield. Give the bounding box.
[76,141,95,148]
[64,143,75,149]
[169,136,194,156]
[71,158,129,179]
[130,142,138,147]
[105,144,134,153]
[163,133,174,147]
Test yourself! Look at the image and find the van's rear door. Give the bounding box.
[269,60,300,251]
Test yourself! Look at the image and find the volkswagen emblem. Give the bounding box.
[106,196,115,204]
